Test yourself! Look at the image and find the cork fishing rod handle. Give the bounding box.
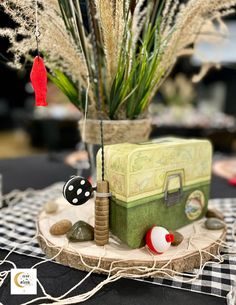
[95,180,109,246]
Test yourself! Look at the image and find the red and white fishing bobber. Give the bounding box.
[228,177,236,187]
[145,226,174,254]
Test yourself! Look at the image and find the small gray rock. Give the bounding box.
[205,217,225,230]
[44,201,58,214]
[67,220,94,242]
[206,209,224,221]
[171,231,184,246]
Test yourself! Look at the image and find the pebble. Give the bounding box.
[50,219,72,235]
[171,231,184,246]
[205,218,225,230]
[67,220,94,242]
[44,201,58,214]
[206,209,224,221]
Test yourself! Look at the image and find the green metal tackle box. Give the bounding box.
[97,138,212,248]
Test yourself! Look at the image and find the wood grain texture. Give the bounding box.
[37,197,227,277]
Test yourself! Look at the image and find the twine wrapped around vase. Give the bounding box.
[79,118,152,145]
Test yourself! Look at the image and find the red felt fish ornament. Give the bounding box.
[30,56,48,106]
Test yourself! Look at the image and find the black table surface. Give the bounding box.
[0,154,236,305]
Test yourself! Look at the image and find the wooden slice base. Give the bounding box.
[37,197,226,277]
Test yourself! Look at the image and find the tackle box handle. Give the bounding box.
[164,173,183,207]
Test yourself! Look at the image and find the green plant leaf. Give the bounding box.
[48,70,81,109]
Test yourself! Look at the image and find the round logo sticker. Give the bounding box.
[185,190,205,220]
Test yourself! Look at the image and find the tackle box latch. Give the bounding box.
[164,173,183,207]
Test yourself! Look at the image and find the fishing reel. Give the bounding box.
[63,176,96,206]
[63,175,111,246]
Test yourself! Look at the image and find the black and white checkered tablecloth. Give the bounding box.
[0,184,235,304]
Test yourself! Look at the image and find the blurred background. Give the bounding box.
[0,10,236,160]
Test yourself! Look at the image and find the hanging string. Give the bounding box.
[81,76,90,142]
[35,0,40,57]
[94,57,105,182]
[100,119,105,181]
[86,1,105,181]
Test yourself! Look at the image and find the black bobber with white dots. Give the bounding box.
[63,176,94,205]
